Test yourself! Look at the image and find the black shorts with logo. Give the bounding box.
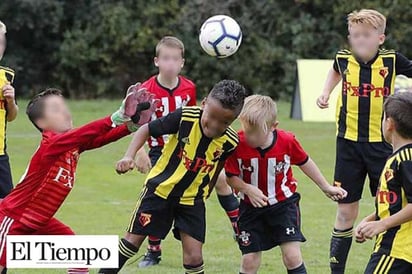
[334,137,392,203]
[365,253,412,274]
[127,187,206,243]
[0,155,13,198]
[237,193,306,255]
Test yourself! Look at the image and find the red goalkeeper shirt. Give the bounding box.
[0,116,130,230]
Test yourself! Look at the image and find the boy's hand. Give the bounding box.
[355,218,368,243]
[356,220,386,241]
[316,93,330,109]
[136,152,152,174]
[116,156,136,174]
[2,83,15,103]
[245,184,268,208]
[323,185,347,201]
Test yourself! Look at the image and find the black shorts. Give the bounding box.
[0,156,13,199]
[237,193,306,255]
[127,187,206,243]
[334,137,392,203]
[148,146,162,167]
[365,253,412,274]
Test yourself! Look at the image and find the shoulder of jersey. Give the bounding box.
[379,48,396,56]
[276,129,296,141]
[225,126,239,144]
[395,146,412,164]
[0,66,14,73]
[179,75,196,88]
[182,106,202,117]
[140,75,156,88]
[336,49,352,56]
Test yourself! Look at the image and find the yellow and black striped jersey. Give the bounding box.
[334,49,412,142]
[145,106,239,205]
[374,143,412,263]
[0,66,15,156]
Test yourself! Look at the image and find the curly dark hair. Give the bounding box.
[26,88,63,132]
[208,80,246,116]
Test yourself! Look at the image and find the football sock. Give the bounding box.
[330,227,353,274]
[184,262,204,274]
[98,238,139,274]
[287,263,307,274]
[218,194,240,235]
[147,236,161,252]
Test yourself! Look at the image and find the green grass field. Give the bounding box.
[5,100,375,274]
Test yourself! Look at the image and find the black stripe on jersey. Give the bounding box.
[381,56,395,139]
[357,63,372,140]
[337,57,349,136]
[146,120,194,189]
[167,135,213,198]
[195,174,210,200]
[183,108,201,115]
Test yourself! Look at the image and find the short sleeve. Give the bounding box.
[399,160,412,203]
[290,135,309,166]
[224,147,240,177]
[395,52,412,77]
[148,108,182,138]
[188,86,197,106]
[333,58,339,73]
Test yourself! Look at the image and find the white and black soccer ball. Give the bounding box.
[199,15,242,58]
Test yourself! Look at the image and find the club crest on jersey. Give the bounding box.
[139,213,152,227]
[384,168,394,182]
[379,67,389,78]
[238,231,251,246]
[274,161,287,175]
[212,148,224,162]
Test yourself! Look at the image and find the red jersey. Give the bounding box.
[225,129,309,205]
[0,117,130,230]
[141,75,196,148]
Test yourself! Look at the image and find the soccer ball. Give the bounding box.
[199,15,242,58]
[394,75,412,94]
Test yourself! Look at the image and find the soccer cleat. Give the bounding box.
[138,249,161,268]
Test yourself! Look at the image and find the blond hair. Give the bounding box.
[0,21,6,34]
[347,9,386,34]
[239,95,277,133]
[155,36,185,57]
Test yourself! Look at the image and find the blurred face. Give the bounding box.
[241,122,277,148]
[0,33,6,60]
[382,112,394,144]
[201,97,237,138]
[348,23,385,61]
[154,46,184,79]
[36,96,73,133]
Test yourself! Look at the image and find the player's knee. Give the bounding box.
[336,203,359,226]
[241,253,260,273]
[282,250,303,270]
[123,232,144,248]
[183,251,203,266]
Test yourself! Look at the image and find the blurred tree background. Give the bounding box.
[0,0,411,99]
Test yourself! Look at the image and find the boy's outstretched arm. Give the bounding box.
[299,157,347,201]
[116,124,150,174]
[3,83,18,121]
[317,67,341,109]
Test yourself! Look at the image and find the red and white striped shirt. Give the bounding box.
[225,130,309,205]
[141,75,196,148]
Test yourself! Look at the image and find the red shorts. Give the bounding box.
[0,213,74,267]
